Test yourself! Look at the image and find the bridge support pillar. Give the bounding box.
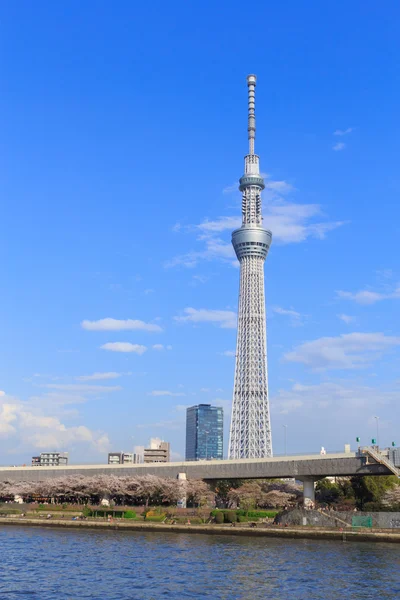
[177,472,187,508]
[299,477,316,508]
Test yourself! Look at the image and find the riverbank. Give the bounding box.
[1,517,400,543]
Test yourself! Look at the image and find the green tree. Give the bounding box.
[212,479,244,507]
[315,479,343,505]
[350,476,398,510]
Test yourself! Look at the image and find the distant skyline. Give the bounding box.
[1,1,399,464]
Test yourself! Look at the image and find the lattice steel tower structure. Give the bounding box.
[228,75,273,459]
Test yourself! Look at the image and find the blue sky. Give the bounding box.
[1,1,399,464]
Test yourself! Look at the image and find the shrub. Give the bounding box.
[238,515,248,523]
[224,511,238,524]
[186,517,202,524]
[145,514,166,522]
[214,511,224,524]
[247,510,277,519]
[123,510,136,519]
[0,508,22,515]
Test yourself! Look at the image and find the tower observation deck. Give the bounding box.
[228,75,273,459]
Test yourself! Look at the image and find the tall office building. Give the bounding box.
[228,75,273,459]
[186,404,223,461]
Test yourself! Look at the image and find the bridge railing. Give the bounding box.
[357,446,399,477]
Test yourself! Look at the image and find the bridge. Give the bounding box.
[1,448,397,505]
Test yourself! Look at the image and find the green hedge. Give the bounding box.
[0,508,22,515]
[145,515,166,522]
[245,510,278,519]
[237,515,248,523]
[211,509,278,520]
[214,512,224,524]
[224,511,238,523]
[85,509,127,518]
[123,510,136,519]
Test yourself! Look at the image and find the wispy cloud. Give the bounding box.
[100,342,147,354]
[337,286,400,305]
[337,314,355,324]
[272,380,399,415]
[148,390,186,397]
[284,332,400,371]
[220,350,235,357]
[333,128,353,136]
[43,383,122,392]
[152,344,172,351]
[272,306,303,325]
[76,372,123,381]
[167,175,343,268]
[174,308,237,329]
[81,318,162,332]
[333,142,346,151]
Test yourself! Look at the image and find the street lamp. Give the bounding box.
[374,416,380,448]
[283,425,287,456]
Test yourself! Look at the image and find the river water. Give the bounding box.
[0,526,399,599]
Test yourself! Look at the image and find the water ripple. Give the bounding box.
[0,526,399,599]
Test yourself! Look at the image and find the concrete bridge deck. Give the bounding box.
[0,451,396,483]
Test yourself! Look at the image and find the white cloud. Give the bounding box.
[43,383,122,393]
[272,380,399,416]
[0,391,5,397]
[167,175,343,268]
[165,237,235,268]
[337,286,400,305]
[0,396,110,453]
[192,275,208,284]
[148,390,186,397]
[221,350,235,357]
[333,142,346,151]
[284,332,400,371]
[337,314,355,324]
[81,318,162,332]
[101,342,147,354]
[223,182,239,194]
[76,372,122,381]
[30,392,88,406]
[272,306,303,325]
[174,308,237,329]
[200,388,210,392]
[333,128,353,136]
[152,344,173,351]
[0,403,18,434]
[196,205,342,246]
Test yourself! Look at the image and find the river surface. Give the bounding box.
[0,526,399,599]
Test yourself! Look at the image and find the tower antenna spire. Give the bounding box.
[247,74,257,155]
[229,75,273,460]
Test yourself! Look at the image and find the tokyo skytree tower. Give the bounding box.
[228,75,273,459]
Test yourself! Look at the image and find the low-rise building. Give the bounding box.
[108,452,123,465]
[32,452,68,467]
[108,452,142,464]
[144,439,170,463]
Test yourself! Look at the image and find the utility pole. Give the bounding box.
[374,416,380,448]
